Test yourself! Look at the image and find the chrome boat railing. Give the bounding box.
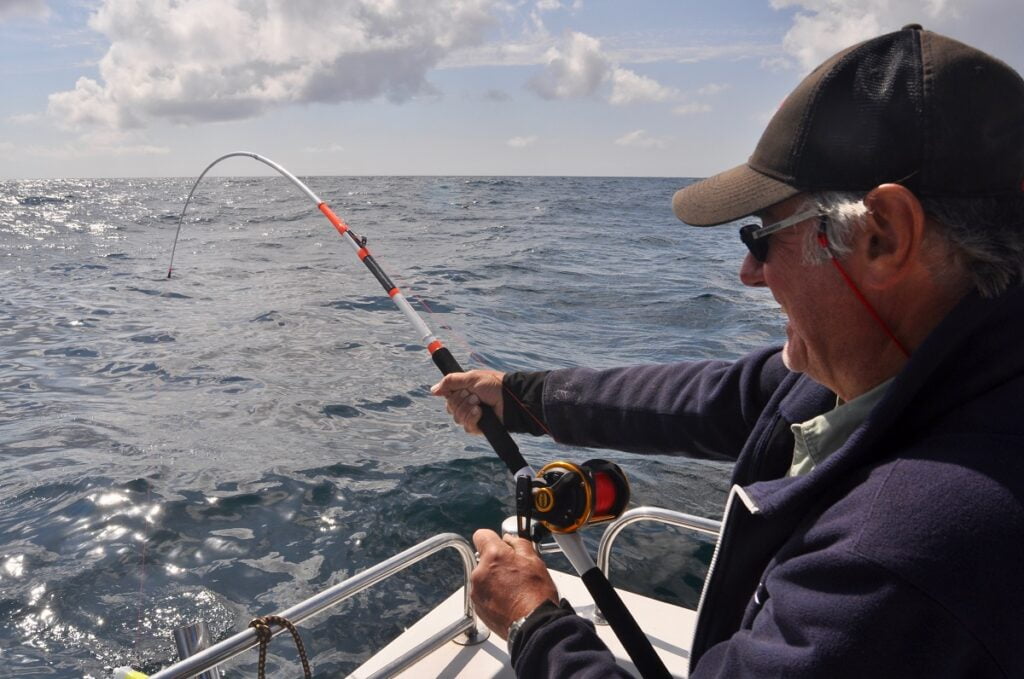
[152,507,720,677]
[593,506,722,625]
[150,532,485,679]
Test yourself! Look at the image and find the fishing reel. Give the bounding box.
[515,459,630,541]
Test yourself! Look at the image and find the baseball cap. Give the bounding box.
[672,24,1024,226]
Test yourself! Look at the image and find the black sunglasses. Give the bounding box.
[739,208,824,262]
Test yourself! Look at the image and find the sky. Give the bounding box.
[1,0,1023,179]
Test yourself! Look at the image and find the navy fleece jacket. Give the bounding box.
[503,287,1024,678]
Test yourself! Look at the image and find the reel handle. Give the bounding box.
[515,475,534,539]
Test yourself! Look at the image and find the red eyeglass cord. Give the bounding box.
[817,230,911,358]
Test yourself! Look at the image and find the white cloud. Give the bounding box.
[669,82,726,115]
[533,0,584,11]
[614,129,669,149]
[507,135,538,148]
[528,0,583,35]
[773,0,888,70]
[50,75,134,129]
[770,0,1024,72]
[672,102,712,115]
[0,0,49,21]
[609,67,678,105]
[443,36,778,70]
[527,31,610,99]
[526,31,681,107]
[47,0,500,130]
[442,39,552,68]
[0,141,15,152]
[759,55,793,73]
[696,82,731,97]
[610,42,781,66]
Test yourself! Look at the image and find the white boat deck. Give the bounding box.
[349,569,695,678]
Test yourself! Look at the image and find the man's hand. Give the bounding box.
[470,529,558,639]
[430,370,505,434]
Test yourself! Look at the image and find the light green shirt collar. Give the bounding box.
[788,378,893,478]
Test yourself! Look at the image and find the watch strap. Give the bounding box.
[506,597,576,661]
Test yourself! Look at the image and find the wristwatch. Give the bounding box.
[506,611,532,654]
[505,599,576,659]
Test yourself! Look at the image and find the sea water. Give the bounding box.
[0,175,783,677]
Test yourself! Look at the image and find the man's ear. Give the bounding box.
[858,183,927,288]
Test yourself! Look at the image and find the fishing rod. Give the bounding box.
[168,152,670,679]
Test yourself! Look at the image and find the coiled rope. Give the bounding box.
[247,615,312,679]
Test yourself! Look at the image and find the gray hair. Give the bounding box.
[800,192,868,263]
[800,191,1024,298]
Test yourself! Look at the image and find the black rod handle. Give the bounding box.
[582,567,672,679]
[430,347,529,474]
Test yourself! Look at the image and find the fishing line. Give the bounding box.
[380,266,491,370]
[382,274,554,437]
[169,152,670,679]
[170,152,529,473]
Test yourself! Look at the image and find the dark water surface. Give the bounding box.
[0,176,783,677]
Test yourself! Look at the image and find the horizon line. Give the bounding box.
[1,173,704,181]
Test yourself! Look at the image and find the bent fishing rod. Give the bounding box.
[168,152,670,679]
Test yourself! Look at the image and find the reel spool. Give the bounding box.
[516,459,630,539]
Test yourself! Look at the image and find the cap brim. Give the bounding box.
[672,164,801,226]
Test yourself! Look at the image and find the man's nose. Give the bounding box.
[740,251,766,287]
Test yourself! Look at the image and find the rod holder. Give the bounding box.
[172,621,223,679]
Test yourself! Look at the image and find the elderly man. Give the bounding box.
[432,25,1024,677]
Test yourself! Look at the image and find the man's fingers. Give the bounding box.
[430,373,471,396]
[473,528,505,555]
[504,533,540,558]
[433,378,483,431]
[431,370,505,435]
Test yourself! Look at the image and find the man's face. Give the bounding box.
[739,196,856,393]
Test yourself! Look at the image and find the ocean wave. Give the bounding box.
[17,195,75,206]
